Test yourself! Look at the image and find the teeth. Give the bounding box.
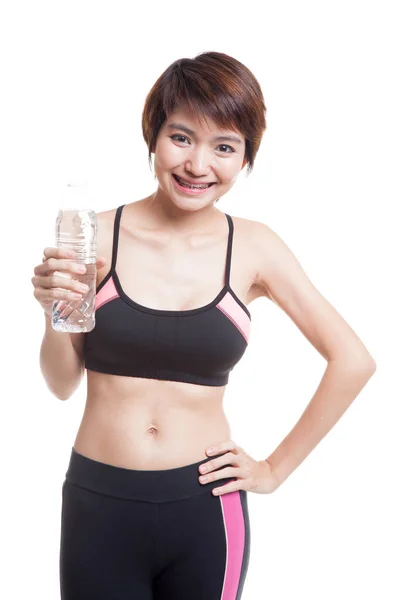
[175,175,212,189]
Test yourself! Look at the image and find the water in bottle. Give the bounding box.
[52,182,97,333]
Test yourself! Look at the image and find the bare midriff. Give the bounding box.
[73,369,232,470]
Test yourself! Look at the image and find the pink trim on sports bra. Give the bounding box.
[95,276,119,311]
[217,291,251,343]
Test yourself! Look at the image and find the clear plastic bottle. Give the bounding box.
[52,181,97,333]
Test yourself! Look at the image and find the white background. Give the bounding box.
[1,1,398,598]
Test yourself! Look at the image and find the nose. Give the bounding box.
[184,146,213,177]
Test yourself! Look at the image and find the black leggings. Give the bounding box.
[60,448,251,599]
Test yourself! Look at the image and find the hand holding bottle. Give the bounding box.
[32,248,107,318]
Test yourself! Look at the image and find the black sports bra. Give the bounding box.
[83,205,251,386]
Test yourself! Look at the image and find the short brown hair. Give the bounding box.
[142,51,267,175]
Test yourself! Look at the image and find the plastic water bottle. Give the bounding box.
[52,182,97,333]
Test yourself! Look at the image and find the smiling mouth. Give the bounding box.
[172,174,216,189]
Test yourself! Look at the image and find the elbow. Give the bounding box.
[42,373,82,401]
[329,354,377,376]
[57,392,72,402]
[360,359,377,389]
[40,358,84,401]
[45,382,74,401]
[353,359,377,377]
[358,354,377,376]
[357,360,377,388]
[57,376,84,401]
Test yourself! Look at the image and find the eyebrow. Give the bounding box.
[167,122,243,145]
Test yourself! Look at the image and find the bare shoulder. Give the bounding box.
[240,216,312,303]
[230,212,274,242]
[229,214,276,301]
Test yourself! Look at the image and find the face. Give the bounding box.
[151,107,247,211]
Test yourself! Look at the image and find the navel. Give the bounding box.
[146,425,158,435]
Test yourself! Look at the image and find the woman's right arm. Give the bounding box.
[40,314,86,401]
[33,246,107,401]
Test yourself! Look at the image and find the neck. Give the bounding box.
[144,189,221,235]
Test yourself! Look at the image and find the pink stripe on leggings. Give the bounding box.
[219,489,246,599]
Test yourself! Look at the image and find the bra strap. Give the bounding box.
[224,213,234,287]
[111,204,125,271]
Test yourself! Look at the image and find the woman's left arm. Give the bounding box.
[251,221,376,489]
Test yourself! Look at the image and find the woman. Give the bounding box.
[33,51,376,599]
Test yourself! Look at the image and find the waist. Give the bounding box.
[74,386,231,470]
[64,447,236,502]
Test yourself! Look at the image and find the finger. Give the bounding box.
[199,452,236,474]
[33,285,82,303]
[42,247,76,261]
[212,479,240,496]
[199,466,237,487]
[31,273,89,294]
[34,257,87,277]
[207,440,238,456]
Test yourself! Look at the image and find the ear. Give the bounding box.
[242,157,248,169]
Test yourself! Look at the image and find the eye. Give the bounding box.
[170,134,189,144]
[217,144,235,154]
